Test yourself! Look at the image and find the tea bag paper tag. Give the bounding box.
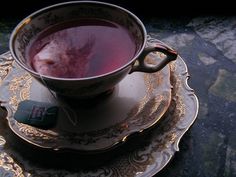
[14,100,58,129]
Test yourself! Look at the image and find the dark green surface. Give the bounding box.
[0,16,236,177]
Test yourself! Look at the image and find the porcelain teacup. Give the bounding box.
[10,1,177,99]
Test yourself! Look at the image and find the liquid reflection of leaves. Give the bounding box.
[65,34,95,57]
[34,30,96,78]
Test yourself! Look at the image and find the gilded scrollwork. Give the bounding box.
[8,73,32,110]
[0,37,198,176]
[3,51,171,151]
[0,52,13,86]
[0,136,6,148]
[0,152,24,177]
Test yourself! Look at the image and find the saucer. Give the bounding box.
[0,37,199,176]
[0,43,172,152]
[0,52,13,85]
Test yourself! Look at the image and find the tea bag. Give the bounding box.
[33,40,71,77]
[14,100,58,129]
[32,35,94,78]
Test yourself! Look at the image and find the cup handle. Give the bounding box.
[130,43,178,73]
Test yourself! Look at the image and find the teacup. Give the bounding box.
[10,1,177,99]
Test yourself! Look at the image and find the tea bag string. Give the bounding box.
[39,74,78,126]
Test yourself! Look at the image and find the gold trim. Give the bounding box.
[0,52,14,86]
[0,37,199,176]
[8,73,32,110]
[3,49,172,152]
[0,152,24,177]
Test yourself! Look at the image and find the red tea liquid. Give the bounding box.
[27,19,136,78]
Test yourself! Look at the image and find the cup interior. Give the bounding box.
[10,1,146,77]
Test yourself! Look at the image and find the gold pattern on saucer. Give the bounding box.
[0,136,6,147]
[17,123,58,141]
[127,70,165,125]
[8,73,32,110]
[6,69,170,148]
[1,48,172,151]
[169,61,186,119]
[9,95,18,111]
[0,152,24,177]
[0,52,13,86]
[138,60,163,115]
[0,37,199,176]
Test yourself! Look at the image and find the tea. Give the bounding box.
[27,19,136,78]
